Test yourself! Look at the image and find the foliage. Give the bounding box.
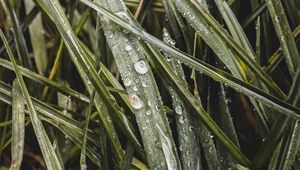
[0,0,299,169]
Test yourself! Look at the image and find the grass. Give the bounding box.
[0,0,299,169]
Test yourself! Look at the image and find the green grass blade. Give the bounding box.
[0,58,90,103]
[265,0,300,77]
[176,0,285,98]
[95,0,181,169]
[143,43,251,166]
[162,28,202,169]
[10,79,25,170]
[34,0,145,165]
[24,0,48,75]
[6,3,33,70]
[80,92,95,170]
[0,30,62,169]
[79,0,300,119]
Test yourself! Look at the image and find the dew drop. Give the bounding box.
[155,105,161,110]
[132,86,138,91]
[179,116,184,124]
[107,116,112,123]
[146,110,152,116]
[142,81,147,87]
[129,94,143,109]
[123,77,132,86]
[125,44,133,51]
[175,105,183,115]
[163,31,169,37]
[166,56,172,61]
[188,126,193,132]
[275,16,280,22]
[134,60,149,74]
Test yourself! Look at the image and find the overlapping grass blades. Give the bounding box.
[94,0,181,169]
[0,30,62,169]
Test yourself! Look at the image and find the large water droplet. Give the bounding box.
[129,94,143,109]
[175,105,183,115]
[134,60,148,74]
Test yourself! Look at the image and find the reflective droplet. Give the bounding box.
[155,105,161,110]
[123,77,132,86]
[275,16,280,22]
[179,116,184,124]
[125,44,133,51]
[175,105,183,115]
[134,60,148,74]
[166,56,172,61]
[188,126,193,132]
[129,94,143,109]
[163,31,169,37]
[142,81,147,87]
[146,110,151,116]
[133,86,138,91]
[107,116,112,123]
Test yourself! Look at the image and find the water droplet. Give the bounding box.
[179,145,183,151]
[163,31,169,37]
[132,86,138,91]
[146,110,151,116]
[129,94,143,109]
[179,116,184,124]
[142,81,147,87]
[123,77,132,86]
[275,16,280,22]
[187,161,191,167]
[170,40,176,46]
[175,105,183,115]
[125,44,133,51]
[188,126,193,132]
[166,56,172,61]
[134,60,148,74]
[107,116,112,123]
[155,105,161,110]
[208,146,213,153]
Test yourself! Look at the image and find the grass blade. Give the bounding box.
[162,28,202,169]
[95,0,181,169]
[24,0,48,75]
[10,79,25,170]
[0,30,62,169]
[265,0,300,77]
[79,0,300,119]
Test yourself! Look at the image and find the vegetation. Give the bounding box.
[0,0,299,169]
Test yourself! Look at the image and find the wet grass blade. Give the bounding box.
[24,0,48,75]
[95,0,181,169]
[78,0,300,119]
[0,58,90,103]
[265,0,300,77]
[34,0,145,166]
[10,79,25,170]
[162,28,202,169]
[143,43,251,166]
[80,92,95,170]
[0,30,62,169]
